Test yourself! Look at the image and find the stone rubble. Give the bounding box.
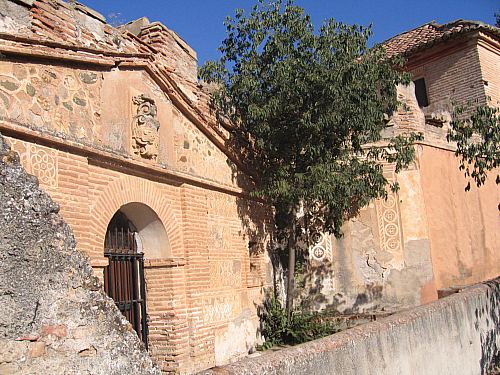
[0,133,159,374]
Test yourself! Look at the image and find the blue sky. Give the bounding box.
[83,0,498,65]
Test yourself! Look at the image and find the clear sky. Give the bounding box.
[83,0,498,65]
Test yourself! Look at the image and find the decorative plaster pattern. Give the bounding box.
[375,165,403,255]
[309,231,333,262]
[202,295,240,324]
[308,202,333,262]
[6,137,58,188]
[209,260,241,288]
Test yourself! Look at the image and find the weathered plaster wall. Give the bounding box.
[300,41,500,312]
[301,161,435,314]
[419,145,500,291]
[199,278,500,375]
[299,84,437,314]
[0,134,159,374]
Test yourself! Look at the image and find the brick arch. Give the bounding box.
[90,174,183,259]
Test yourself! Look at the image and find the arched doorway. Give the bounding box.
[104,209,148,347]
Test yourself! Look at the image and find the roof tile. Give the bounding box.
[383,19,500,58]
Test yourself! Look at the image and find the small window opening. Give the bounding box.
[414,78,429,108]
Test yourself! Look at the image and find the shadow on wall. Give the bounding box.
[223,135,289,346]
[226,140,388,319]
[299,260,384,314]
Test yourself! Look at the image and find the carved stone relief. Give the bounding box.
[131,94,160,160]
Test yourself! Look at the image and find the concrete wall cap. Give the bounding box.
[74,1,106,23]
[9,0,34,7]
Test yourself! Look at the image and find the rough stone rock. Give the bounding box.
[0,133,159,374]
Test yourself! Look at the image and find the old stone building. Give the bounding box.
[0,0,499,373]
[0,1,271,373]
[300,19,500,314]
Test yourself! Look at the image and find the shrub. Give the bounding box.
[258,296,337,350]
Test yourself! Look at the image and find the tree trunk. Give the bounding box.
[285,214,296,323]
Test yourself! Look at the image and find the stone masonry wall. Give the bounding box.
[0,61,102,141]
[0,133,159,374]
[199,278,500,375]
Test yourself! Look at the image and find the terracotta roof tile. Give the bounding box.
[383,19,500,58]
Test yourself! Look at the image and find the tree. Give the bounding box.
[495,12,500,28]
[447,103,499,191]
[200,0,421,319]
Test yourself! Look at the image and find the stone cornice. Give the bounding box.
[0,33,255,178]
[477,31,500,56]
[0,31,151,59]
[0,118,258,199]
[404,32,478,71]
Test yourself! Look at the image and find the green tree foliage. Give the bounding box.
[200,0,422,318]
[447,103,500,191]
[257,296,337,350]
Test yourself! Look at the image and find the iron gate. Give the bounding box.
[104,228,148,348]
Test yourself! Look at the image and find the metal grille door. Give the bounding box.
[104,228,148,348]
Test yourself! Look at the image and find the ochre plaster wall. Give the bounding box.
[419,145,500,290]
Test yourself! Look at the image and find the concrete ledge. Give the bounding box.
[198,278,500,375]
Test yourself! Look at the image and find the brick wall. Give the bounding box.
[138,22,198,84]
[409,39,487,115]
[477,34,500,107]
[3,134,269,373]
